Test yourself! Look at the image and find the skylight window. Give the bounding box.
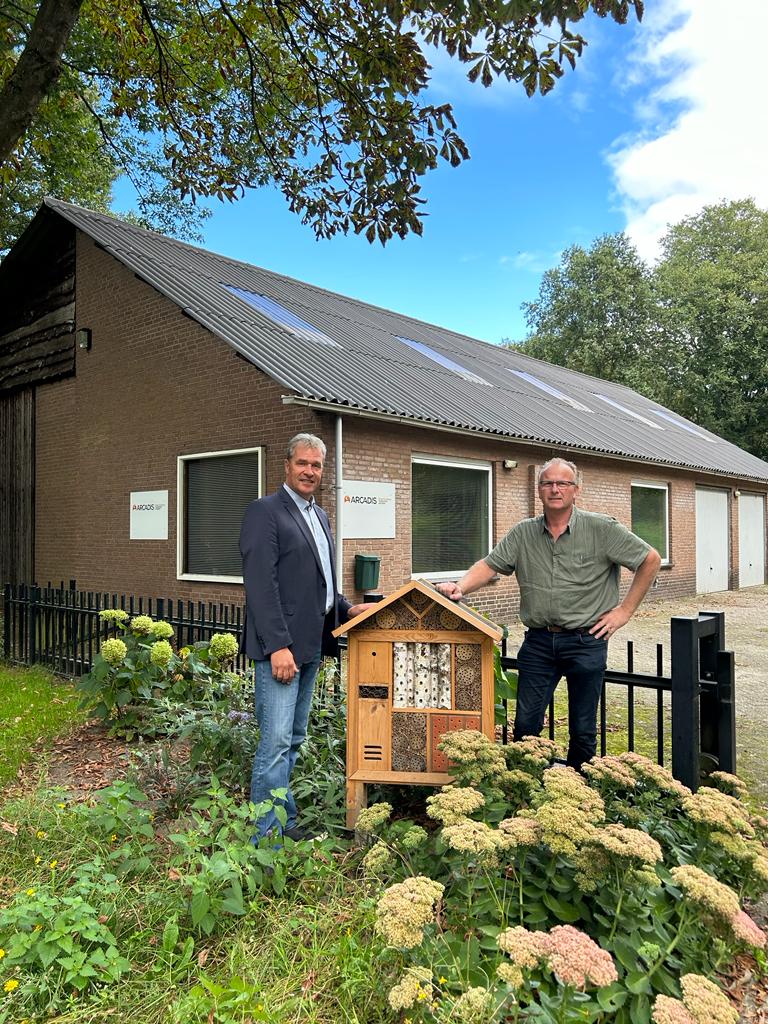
[649,408,715,440]
[222,285,341,347]
[396,336,491,386]
[592,394,663,429]
[509,369,592,412]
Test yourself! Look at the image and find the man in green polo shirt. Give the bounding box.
[438,457,661,769]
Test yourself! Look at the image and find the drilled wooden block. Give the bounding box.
[391,712,427,773]
[431,713,481,771]
[455,645,482,710]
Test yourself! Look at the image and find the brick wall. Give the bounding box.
[32,230,766,627]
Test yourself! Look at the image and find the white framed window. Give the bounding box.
[177,446,264,583]
[631,480,670,564]
[411,455,492,579]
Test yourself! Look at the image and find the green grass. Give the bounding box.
[0,664,85,786]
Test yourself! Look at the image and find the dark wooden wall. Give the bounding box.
[0,387,34,586]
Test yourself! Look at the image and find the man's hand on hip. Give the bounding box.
[270,647,298,683]
[590,606,631,640]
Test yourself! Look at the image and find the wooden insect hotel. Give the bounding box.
[333,579,503,827]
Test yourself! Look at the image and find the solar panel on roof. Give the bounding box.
[650,408,716,441]
[593,393,663,429]
[396,336,491,386]
[222,284,341,347]
[509,369,593,412]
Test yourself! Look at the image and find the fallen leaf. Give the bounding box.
[198,949,209,967]
[1,821,19,836]
[168,867,181,881]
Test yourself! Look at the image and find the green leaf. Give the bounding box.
[190,890,210,927]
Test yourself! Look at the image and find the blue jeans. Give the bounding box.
[514,628,608,770]
[250,653,322,837]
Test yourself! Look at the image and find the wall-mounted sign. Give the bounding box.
[342,480,396,539]
[130,490,169,540]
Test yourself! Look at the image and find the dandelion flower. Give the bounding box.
[49,859,58,869]
[0,950,5,960]
[25,888,35,897]
[3,979,19,993]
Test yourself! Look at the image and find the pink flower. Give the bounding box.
[540,925,617,989]
[730,909,766,948]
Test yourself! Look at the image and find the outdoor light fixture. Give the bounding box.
[503,459,518,470]
[76,327,92,351]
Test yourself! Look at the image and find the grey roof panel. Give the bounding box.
[27,197,768,483]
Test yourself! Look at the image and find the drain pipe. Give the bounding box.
[335,415,343,585]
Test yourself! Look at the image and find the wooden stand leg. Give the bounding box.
[346,779,367,830]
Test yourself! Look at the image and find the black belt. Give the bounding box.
[532,624,595,634]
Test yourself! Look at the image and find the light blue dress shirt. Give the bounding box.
[283,484,335,613]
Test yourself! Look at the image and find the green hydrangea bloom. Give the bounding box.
[209,633,239,661]
[99,608,129,624]
[150,640,174,668]
[130,615,154,635]
[150,620,174,640]
[101,637,128,667]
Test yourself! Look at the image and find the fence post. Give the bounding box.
[670,616,700,791]
[28,584,40,665]
[715,649,737,774]
[3,583,10,660]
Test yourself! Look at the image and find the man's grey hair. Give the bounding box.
[286,432,327,460]
[538,458,579,485]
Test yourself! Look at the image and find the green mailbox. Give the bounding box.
[354,553,381,591]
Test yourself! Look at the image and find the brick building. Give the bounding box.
[2,199,767,624]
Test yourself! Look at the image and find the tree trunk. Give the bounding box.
[0,0,86,166]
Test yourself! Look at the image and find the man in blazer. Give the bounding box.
[240,432,370,839]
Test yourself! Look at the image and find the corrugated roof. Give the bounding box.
[31,198,768,482]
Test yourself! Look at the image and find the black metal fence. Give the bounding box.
[3,582,736,791]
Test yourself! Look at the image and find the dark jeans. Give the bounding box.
[514,627,608,770]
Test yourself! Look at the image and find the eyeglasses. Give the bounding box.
[539,480,577,489]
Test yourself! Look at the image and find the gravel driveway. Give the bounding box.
[503,584,768,802]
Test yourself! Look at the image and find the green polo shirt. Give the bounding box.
[485,506,651,629]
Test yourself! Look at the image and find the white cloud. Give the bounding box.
[500,250,559,272]
[608,0,768,261]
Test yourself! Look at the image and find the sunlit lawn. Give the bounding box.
[0,664,85,786]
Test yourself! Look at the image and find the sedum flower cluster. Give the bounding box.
[208,632,239,662]
[362,841,394,876]
[532,767,604,857]
[708,771,749,801]
[496,815,542,850]
[452,986,495,1022]
[150,639,174,668]
[437,729,509,792]
[426,786,485,826]
[401,826,428,850]
[682,787,754,837]
[616,752,692,801]
[670,864,766,948]
[355,802,392,834]
[442,819,500,863]
[375,876,444,948]
[101,637,127,667]
[652,973,738,1024]
[387,966,432,1010]
[504,735,561,774]
[497,924,617,990]
[99,608,129,624]
[575,822,662,892]
[582,755,638,791]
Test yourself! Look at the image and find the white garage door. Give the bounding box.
[739,493,766,587]
[696,488,730,593]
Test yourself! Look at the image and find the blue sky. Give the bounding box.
[116,0,768,346]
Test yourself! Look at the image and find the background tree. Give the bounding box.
[654,199,768,461]
[513,199,768,462]
[516,233,660,393]
[0,0,643,252]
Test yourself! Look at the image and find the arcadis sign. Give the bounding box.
[342,480,396,539]
[130,490,169,540]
